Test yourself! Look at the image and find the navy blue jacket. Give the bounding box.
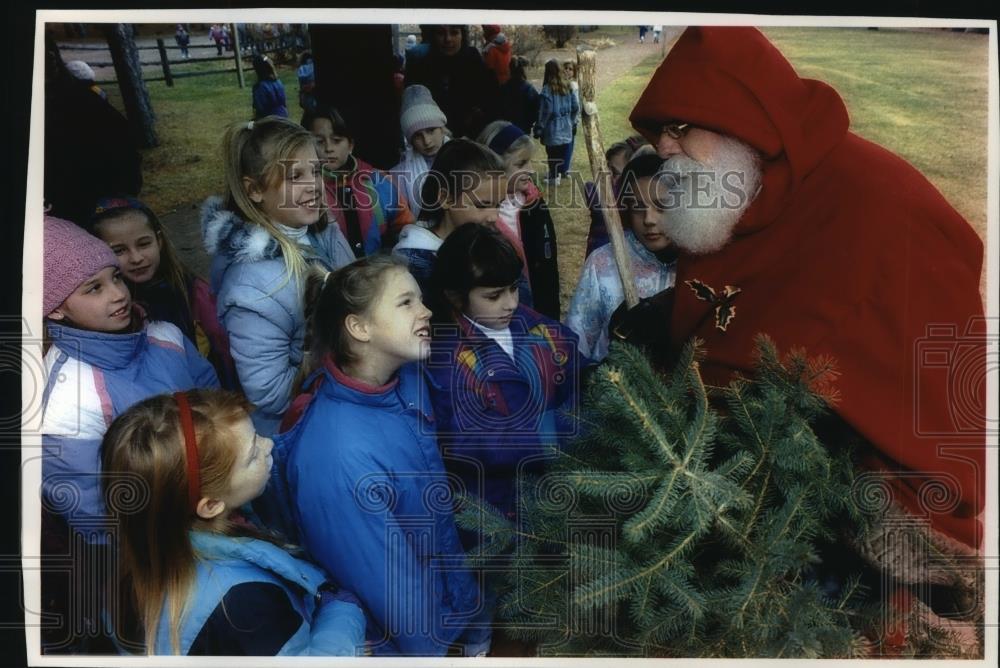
[425,306,583,519]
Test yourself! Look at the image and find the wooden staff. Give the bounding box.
[576,49,639,309]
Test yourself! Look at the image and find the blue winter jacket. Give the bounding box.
[536,85,579,146]
[41,316,219,538]
[270,358,492,656]
[424,306,584,519]
[153,531,365,655]
[201,196,354,435]
[252,79,288,119]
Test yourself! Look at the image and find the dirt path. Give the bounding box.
[156,28,675,278]
[529,26,680,92]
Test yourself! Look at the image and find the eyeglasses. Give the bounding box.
[660,122,691,140]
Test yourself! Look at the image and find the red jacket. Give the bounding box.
[630,27,986,548]
[483,37,512,85]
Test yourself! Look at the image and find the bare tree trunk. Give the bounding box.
[103,23,158,148]
[310,24,400,169]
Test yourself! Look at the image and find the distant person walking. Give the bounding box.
[174,24,190,59]
[210,24,225,55]
[251,54,288,119]
[534,58,579,186]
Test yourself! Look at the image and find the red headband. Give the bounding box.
[174,392,201,512]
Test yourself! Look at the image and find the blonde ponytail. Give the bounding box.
[221,117,320,294]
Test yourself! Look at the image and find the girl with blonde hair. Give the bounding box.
[202,116,354,435]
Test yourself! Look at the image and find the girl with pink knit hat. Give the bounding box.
[40,216,220,651]
[41,216,219,534]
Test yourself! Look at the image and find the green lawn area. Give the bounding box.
[545,27,989,313]
[762,27,988,239]
[104,60,302,214]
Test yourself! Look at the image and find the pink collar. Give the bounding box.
[323,355,399,394]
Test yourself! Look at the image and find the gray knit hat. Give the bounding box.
[400,85,448,141]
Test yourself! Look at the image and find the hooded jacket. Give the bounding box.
[41,315,220,536]
[566,230,677,362]
[629,27,985,549]
[252,79,288,119]
[201,197,354,435]
[268,358,491,656]
[154,531,365,656]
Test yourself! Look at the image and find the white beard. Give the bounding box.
[654,136,763,254]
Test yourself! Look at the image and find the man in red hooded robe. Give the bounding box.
[629,27,987,652]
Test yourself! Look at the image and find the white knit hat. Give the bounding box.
[400,85,448,141]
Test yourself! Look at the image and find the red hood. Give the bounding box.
[630,26,849,235]
[629,27,986,549]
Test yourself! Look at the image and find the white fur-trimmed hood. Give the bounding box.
[201,195,281,264]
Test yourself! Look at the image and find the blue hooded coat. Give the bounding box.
[201,196,354,435]
[268,357,492,656]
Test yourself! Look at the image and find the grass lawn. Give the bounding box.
[543,27,989,314]
[104,60,302,214]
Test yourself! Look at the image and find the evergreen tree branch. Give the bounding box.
[603,366,682,467]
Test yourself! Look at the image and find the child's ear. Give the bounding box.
[48,308,66,322]
[242,177,264,204]
[344,313,371,343]
[195,497,227,520]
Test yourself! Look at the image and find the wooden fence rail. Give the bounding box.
[59,30,300,89]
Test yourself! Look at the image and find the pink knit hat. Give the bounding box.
[44,216,119,316]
